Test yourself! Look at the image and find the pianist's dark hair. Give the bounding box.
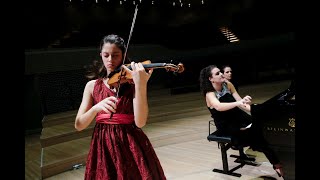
[221,64,231,73]
[199,65,217,97]
[84,34,129,80]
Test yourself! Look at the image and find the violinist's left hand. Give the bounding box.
[122,62,153,86]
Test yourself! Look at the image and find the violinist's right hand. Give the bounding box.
[93,96,118,114]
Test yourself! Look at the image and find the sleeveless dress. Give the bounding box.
[207,83,280,165]
[208,82,251,137]
[84,79,166,180]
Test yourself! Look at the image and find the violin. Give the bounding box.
[107,60,184,87]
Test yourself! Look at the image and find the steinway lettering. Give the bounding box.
[265,127,295,132]
[251,80,295,180]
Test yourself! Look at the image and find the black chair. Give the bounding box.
[207,120,258,177]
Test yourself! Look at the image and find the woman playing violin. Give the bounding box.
[75,34,166,180]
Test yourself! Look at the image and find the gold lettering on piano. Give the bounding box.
[288,118,295,128]
[266,127,295,132]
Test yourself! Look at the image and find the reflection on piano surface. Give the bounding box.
[251,80,295,180]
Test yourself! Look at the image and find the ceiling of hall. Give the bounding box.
[24,0,294,50]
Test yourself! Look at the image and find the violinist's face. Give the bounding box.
[100,43,123,74]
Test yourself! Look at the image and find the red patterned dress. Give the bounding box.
[84,79,166,180]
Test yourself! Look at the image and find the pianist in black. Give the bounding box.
[199,65,284,177]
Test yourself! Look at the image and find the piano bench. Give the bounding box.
[207,130,258,177]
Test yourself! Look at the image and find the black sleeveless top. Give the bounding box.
[208,83,251,136]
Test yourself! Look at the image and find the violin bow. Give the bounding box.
[110,4,139,119]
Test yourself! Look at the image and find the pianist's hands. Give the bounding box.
[238,95,252,105]
[237,95,252,114]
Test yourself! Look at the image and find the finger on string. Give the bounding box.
[137,62,144,70]
[131,62,136,71]
[122,64,133,74]
[147,68,154,75]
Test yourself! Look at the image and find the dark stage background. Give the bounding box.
[24,0,295,133]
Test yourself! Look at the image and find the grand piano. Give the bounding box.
[251,80,295,180]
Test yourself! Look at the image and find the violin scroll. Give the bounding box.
[164,62,184,74]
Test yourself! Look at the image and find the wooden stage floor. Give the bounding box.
[25,80,292,180]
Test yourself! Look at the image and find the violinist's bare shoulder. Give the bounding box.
[84,79,96,95]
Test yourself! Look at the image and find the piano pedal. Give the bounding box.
[243,154,256,160]
[234,158,261,166]
[230,154,256,161]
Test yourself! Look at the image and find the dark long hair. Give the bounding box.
[221,64,231,73]
[199,65,217,97]
[85,34,128,80]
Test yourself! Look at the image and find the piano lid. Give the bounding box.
[250,80,295,180]
[263,80,295,105]
[251,79,295,147]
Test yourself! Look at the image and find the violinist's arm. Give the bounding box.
[129,62,153,128]
[75,80,118,131]
[133,83,148,128]
[75,80,96,131]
